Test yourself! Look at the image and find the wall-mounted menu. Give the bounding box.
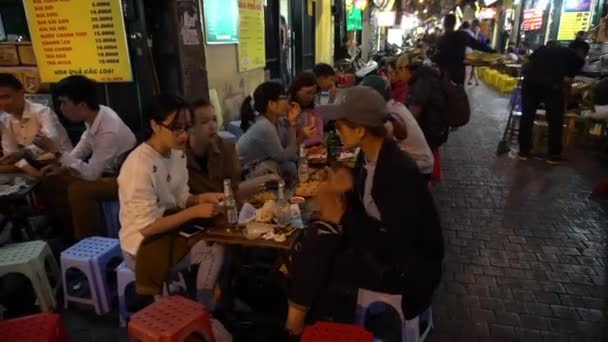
[204,0,239,44]
[23,0,132,83]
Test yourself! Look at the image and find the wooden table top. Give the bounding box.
[201,225,302,250]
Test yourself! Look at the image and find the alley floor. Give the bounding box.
[55,83,608,341]
[428,84,608,342]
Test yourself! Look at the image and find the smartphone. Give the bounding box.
[178,218,211,238]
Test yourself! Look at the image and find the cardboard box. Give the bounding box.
[0,66,50,93]
[17,44,37,65]
[0,44,19,66]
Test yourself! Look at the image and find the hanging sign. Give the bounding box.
[557,0,592,41]
[237,0,265,71]
[522,9,544,31]
[204,0,239,44]
[22,0,132,83]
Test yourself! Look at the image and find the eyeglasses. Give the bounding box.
[158,122,193,135]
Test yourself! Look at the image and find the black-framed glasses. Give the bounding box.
[158,122,193,135]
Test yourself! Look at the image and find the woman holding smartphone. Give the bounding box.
[118,95,224,310]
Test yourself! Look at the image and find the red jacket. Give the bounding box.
[391,81,409,105]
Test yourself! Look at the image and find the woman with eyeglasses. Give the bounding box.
[237,81,302,184]
[118,95,225,310]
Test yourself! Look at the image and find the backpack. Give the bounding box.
[440,77,471,127]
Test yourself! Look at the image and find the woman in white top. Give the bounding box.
[118,94,224,309]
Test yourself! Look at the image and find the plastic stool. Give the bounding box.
[128,295,216,342]
[117,261,136,326]
[302,321,373,342]
[0,313,68,342]
[355,288,433,342]
[61,236,122,315]
[0,240,61,312]
[98,200,120,238]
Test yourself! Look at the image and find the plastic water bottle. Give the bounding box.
[298,144,309,183]
[275,180,291,232]
[223,179,238,230]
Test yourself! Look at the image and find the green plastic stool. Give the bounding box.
[0,241,61,312]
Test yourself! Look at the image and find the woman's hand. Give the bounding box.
[287,102,301,126]
[191,203,220,218]
[40,162,65,177]
[302,123,317,139]
[199,192,225,204]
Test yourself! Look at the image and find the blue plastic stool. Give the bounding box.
[116,261,135,326]
[60,237,122,315]
[355,288,433,342]
[97,201,120,238]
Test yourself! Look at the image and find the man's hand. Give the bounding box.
[33,134,59,154]
[190,203,221,218]
[199,192,225,204]
[315,168,353,224]
[40,162,65,177]
[0,152,25,165]
[287,102,301,126]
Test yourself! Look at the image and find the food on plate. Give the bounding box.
[249,191,276,206]
[289,196,306,204]
[306,145,326,155]
[255,200,276,223]
[295,181,320,197]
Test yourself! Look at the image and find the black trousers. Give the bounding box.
[441,65,466,85]
[519,81,565,156]
[288,222,417,318]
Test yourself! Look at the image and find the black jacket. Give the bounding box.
[523,46,585,88]
[433,30,494,68]
[407,66,448,149]
[343,139,444,319]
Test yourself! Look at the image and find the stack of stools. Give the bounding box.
[0,313,68,342]
[61,236,122,315]
[355,288,433,342]
[0,240,61,312]
[128,295,216,341]
[302,322,373,342]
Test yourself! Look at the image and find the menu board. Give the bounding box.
[204,0,239,44]
[22,0,132,83]
[557,0,592,41]
[522,9,544,31]
[238,0,265,71]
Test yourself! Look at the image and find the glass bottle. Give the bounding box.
[223,179,238,231]
[275,179,291,232]
[298,144,309,183]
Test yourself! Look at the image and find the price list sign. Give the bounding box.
[23,0,132,83]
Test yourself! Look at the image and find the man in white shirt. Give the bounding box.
[34,75,136,239]
[0,73,72,175]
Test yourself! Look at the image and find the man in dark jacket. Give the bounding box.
[433,14,495,84]
[518,40,590,165]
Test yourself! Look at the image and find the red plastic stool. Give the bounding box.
[301,322,373,342]
[431,149,441,182]
[0,313,68,342]
[127,295,215,342]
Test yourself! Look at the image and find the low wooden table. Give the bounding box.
[201,226,301,251]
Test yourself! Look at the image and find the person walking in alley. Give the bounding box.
[433,14,495,85]
[518,40,590,165]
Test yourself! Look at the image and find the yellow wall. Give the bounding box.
[204,44,265,123]
[315,0,333,64]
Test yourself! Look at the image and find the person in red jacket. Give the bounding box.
[386,59,409,104]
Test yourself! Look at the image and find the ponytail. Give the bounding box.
[240,95,256,132]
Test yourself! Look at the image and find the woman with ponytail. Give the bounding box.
[236,81,302,184]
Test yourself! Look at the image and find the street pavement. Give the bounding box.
[428,84,607,342]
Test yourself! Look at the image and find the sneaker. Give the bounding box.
[518,152,530,160]
[546,155,562,165]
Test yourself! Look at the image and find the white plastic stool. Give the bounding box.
[355,288,433,342]
[0,240,61,312]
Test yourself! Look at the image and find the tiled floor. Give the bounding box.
[10,83,606,341]
[428,84,607,342]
